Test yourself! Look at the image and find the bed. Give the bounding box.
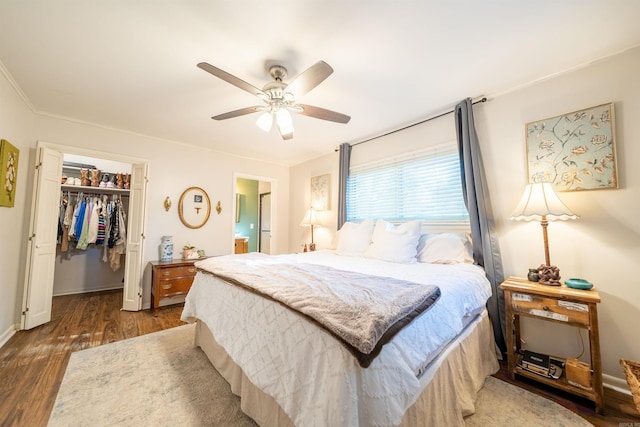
[181,221,500,426]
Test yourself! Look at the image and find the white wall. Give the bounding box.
[31,115,291,308]
[290,47,640,389]
[0,67,34,346]
[0,68,290,342]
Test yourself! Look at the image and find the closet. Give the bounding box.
[23,142,147,330]
[53,155,132,296]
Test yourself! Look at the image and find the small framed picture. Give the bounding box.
[0,139,19,208]
[193,194,203,203]
[310,174,329,210]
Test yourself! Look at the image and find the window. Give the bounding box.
[346,143,469,226]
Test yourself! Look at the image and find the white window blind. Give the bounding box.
[346,144,469,226]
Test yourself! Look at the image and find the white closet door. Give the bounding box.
[122,162,148,311]
[21,147,63,329]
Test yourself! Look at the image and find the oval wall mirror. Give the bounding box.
[178,186,211,229]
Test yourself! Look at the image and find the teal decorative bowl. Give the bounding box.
[564,278,593,290]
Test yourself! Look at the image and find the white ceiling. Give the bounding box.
[1,1,640,166]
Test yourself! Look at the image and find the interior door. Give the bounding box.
[121,162,148,311]
[21,147,63,329]
[259,192,271,254]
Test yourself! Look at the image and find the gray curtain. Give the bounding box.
[455,98,506,352]
[337,142,351,229]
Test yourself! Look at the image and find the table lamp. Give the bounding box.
[510,182,578,284]
[300,208,320,251]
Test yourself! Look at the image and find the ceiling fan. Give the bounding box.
[197,60,351,140]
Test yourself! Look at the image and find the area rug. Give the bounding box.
[49,324,593,426]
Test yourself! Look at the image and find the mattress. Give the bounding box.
[181,250,498,426]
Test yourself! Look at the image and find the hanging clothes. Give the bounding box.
[109,198,127,271]
[60,192,74,252]
[56,190,128,271]
[87,197,100,245]
[96,195,106,246]
[76,196,92,250]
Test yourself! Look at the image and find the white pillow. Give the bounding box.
[335,219,374,256]
[363,220,422,263]
[417,233,474,264]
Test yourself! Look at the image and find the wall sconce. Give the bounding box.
[164,196,172,211]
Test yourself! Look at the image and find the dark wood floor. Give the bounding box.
[0,290,638,426]
[0,290,185,427]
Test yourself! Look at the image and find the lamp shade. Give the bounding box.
[256,111,273,132]
[510,183,578,221]
[299,208,320,227]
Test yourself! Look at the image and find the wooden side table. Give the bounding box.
[150,259,198,309]
[500,276,604,413]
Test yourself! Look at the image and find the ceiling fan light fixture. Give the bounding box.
[276,108,293,127]
[256,111,273,132]
[276,108,294,136]
[278,122,294,136]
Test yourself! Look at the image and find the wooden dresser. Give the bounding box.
[150,259,198,309]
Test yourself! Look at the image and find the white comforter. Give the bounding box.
[181,250,493,427]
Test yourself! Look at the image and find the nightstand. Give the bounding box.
[150,259,198,309]
[234,237,248,254]
[500,276,604,413]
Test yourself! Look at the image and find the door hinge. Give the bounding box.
[28,233,36,241]
[35,162,42,170]
[22,307,29,315]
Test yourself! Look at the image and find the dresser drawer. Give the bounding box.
[156,277,193,297]
[510,292,590,326]
[157,265,197,279]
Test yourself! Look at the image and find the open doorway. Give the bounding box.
[233,174,276,254]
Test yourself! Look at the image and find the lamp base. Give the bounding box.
[537,264,561,286]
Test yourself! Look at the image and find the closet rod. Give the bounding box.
[337,96,487,151]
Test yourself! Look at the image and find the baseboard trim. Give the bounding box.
[604,373,632,396]
[52,285,124,297]
[0,324,17,349]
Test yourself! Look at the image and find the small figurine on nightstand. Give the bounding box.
[537,264,561,286]
[527,268,540,282]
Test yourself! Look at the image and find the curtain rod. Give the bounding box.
[338,96,487,151]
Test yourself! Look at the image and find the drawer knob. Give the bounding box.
[188,268,196,273]
[543,305,549,311]
[162,283,173,290]
[162,271,171,276]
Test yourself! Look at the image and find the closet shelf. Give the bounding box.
[60,184,129,195]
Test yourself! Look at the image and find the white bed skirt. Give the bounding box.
[194,312,498,427]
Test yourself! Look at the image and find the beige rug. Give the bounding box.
[49,324,593,426]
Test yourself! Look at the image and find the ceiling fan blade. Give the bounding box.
[295,104,351,124]
[285,61,333,99]
[212,106,262,120]
[197,62,266,98]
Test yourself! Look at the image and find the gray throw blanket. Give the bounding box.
[196,256,441,367]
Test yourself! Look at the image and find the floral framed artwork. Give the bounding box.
[310,174,329,210]
[0,139,19,207]
[526,102,617,191]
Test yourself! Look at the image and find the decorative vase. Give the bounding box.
[160,236,173,261]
